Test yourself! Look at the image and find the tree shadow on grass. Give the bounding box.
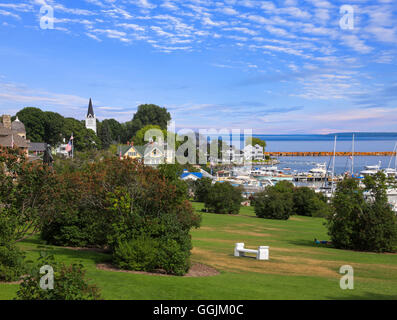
[327,292,397,300]
[288,239,334,249]
[25,244,112,265]
[18,236,47,246]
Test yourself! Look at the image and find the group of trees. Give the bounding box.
[38,157,201,276]
[0,147,200,295]
[16,104,171,152]
[253,181,330,220]
[252,176,397,253]
[17,107,101,151]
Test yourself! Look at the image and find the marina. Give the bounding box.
[215,135,397,208]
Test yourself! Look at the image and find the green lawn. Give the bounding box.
[1,203,396,300]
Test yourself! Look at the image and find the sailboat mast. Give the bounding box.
[331,136,337,194]
[388,143,396,169]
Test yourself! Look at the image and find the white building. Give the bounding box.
[85,98,97,134]
[55,144,70,157]
[244,144,264,161]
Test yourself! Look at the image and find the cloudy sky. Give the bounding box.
[0,0,396,133]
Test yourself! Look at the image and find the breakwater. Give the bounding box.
[264,152,397,157]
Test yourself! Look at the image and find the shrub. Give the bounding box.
[157,238,191,276]
[0,216,26,282]
[41,207,110,248]
[253,182,295,220]
[254,187,293,220]
[0,244,25,282]
[194,178,213,202]
[15,252,101,300]
[113,237,159,272]
[204,182,243,214]
[293,187,331,217]
[327,173,397,252]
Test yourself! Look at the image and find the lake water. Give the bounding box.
[251,133,397,175]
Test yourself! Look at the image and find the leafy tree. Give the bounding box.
[254,182,294,220]
[204,182,243,214]
[126,104,171,140]
[327,172,397,252]
[98,121,112,149]
[194,178,213,202]
[62,118,101,151]
[43,111,65,145]
[158,163,189,204]
[133,125,166,146]
[274,180,295,193]
[101,119,125,143]
[293,187,330,217]
[327,178,365,249]
[0,147,58,242]
[16,107,46,142]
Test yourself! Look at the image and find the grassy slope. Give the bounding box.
[1,203,396,300]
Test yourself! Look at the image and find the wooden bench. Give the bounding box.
[234,243,269,260]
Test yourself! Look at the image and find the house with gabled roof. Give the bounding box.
[119,144,144,161]
[0,115,30,155]
[119,141,175,166]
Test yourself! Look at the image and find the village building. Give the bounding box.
[243,144,264,161]
[180,170,203,181]
[29,142,47,155]
[0,115,30,155]
[85,98,97,134]
[120,141,175,166]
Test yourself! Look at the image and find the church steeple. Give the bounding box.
[85,98,97,134]
[87,98,95,118]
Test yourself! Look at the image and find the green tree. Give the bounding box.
[205,182,243,214]
[254,182,294,220]
[133,125,166,146]
[62,118,101,151]
[126,104,171,140]
[327,173,397,252]
[158,163,189,204]
[293,187,330,217]
[194,178,213,202]
[99,121,113,149]
[16,107,46,142]
[43,111,65,146]
[0,147,58,243]
[99,119,126,143]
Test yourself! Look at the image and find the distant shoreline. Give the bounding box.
[266,152,397,157]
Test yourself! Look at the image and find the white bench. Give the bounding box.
[234,243,269,260]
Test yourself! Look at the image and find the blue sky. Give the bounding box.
[0,0,396,134]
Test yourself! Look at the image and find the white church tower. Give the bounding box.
[85,98,97,134]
